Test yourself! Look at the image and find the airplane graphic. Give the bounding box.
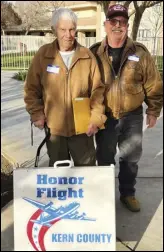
[23,197,96,251]
[23,197,96,227]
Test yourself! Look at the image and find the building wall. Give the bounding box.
[75,9,96,18]
[101,9,106,39]
[4,1,163,43]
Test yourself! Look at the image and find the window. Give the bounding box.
[154,2,162,12]
[85,31,96,37]
[138,29,151,39]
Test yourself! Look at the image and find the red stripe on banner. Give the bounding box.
[27,209,43,251]
[38,218,61,251]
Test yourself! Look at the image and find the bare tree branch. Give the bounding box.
[96,1,116,15]
[131,1,163,40]
[95,1,163,41]
[14,1,65,34]
[1,1,22,30]
[142,1,147,8]
[36,1,65,13]
[124,1,133,8]
[146,1,162,8]
[147,3,163,36]
[129,9,136,17]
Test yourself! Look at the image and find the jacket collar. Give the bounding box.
[97,36,136,56]
[44,38,90,60]
[122,37,136,55]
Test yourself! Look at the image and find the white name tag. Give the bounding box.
[128,55,139,62]
[75,98,84,101]
[47,65,60,74]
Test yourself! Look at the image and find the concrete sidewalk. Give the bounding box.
[1,71,163,251]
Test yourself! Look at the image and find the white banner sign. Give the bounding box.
[14,165,116,251]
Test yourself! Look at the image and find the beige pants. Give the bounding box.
[46,134,96,167]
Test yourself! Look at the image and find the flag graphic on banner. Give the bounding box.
[24,197,96,251]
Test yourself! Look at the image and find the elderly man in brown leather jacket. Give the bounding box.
[24,8,106,167]
[90,4,163,212]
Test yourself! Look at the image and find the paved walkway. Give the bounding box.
[1,71,163,251]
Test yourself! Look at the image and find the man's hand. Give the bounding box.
[34,119,45,130]
[146,114,157,128]
[86,123,98,137]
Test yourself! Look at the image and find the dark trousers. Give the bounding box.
[96,107,143,196]
[46,133,96,167]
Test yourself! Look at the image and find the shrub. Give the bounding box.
[13,70,27,81]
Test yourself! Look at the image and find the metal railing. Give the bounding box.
[1,35,163,71]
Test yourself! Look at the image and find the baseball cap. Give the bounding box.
[106,4,129,20]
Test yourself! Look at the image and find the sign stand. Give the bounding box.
[14,161,116,251]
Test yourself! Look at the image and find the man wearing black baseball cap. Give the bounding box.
[90,4,163,212]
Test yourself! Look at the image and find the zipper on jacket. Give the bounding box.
[106,54,117,79]
[65,71,69,136]
[106,55,120,117]
[65,65,76,136]
[106,49,132,118]
[116,54,130,117]
[117,57,127,79]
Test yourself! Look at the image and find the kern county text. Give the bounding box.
[52,233,112,243]
[36,175,85,200]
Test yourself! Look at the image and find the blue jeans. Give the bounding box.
[96,106,143,196]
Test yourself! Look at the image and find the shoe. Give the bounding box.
[120,195,140,212]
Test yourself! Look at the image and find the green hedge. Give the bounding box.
[12,70,27,81]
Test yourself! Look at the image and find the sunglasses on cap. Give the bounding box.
[107,18,128,27]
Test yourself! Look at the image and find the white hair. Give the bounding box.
[51,8,77,30]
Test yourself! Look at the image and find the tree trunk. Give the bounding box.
[131,8,144,41]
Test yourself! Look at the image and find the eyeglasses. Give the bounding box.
[107,18,128,27]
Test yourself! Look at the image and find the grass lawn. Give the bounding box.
[2,52,163,72]
[1,51,36,69]
[153,56,163,71]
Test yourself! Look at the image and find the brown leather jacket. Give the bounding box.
[24,39,106,136]
[90,37,163,118]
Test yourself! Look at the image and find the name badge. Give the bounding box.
[128,55,139,62]
[47,65,60,74]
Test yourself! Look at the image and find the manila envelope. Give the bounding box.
[72,97,105,135]
[72,97,90,135]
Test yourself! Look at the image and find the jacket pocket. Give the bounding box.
[124,83,143,95]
